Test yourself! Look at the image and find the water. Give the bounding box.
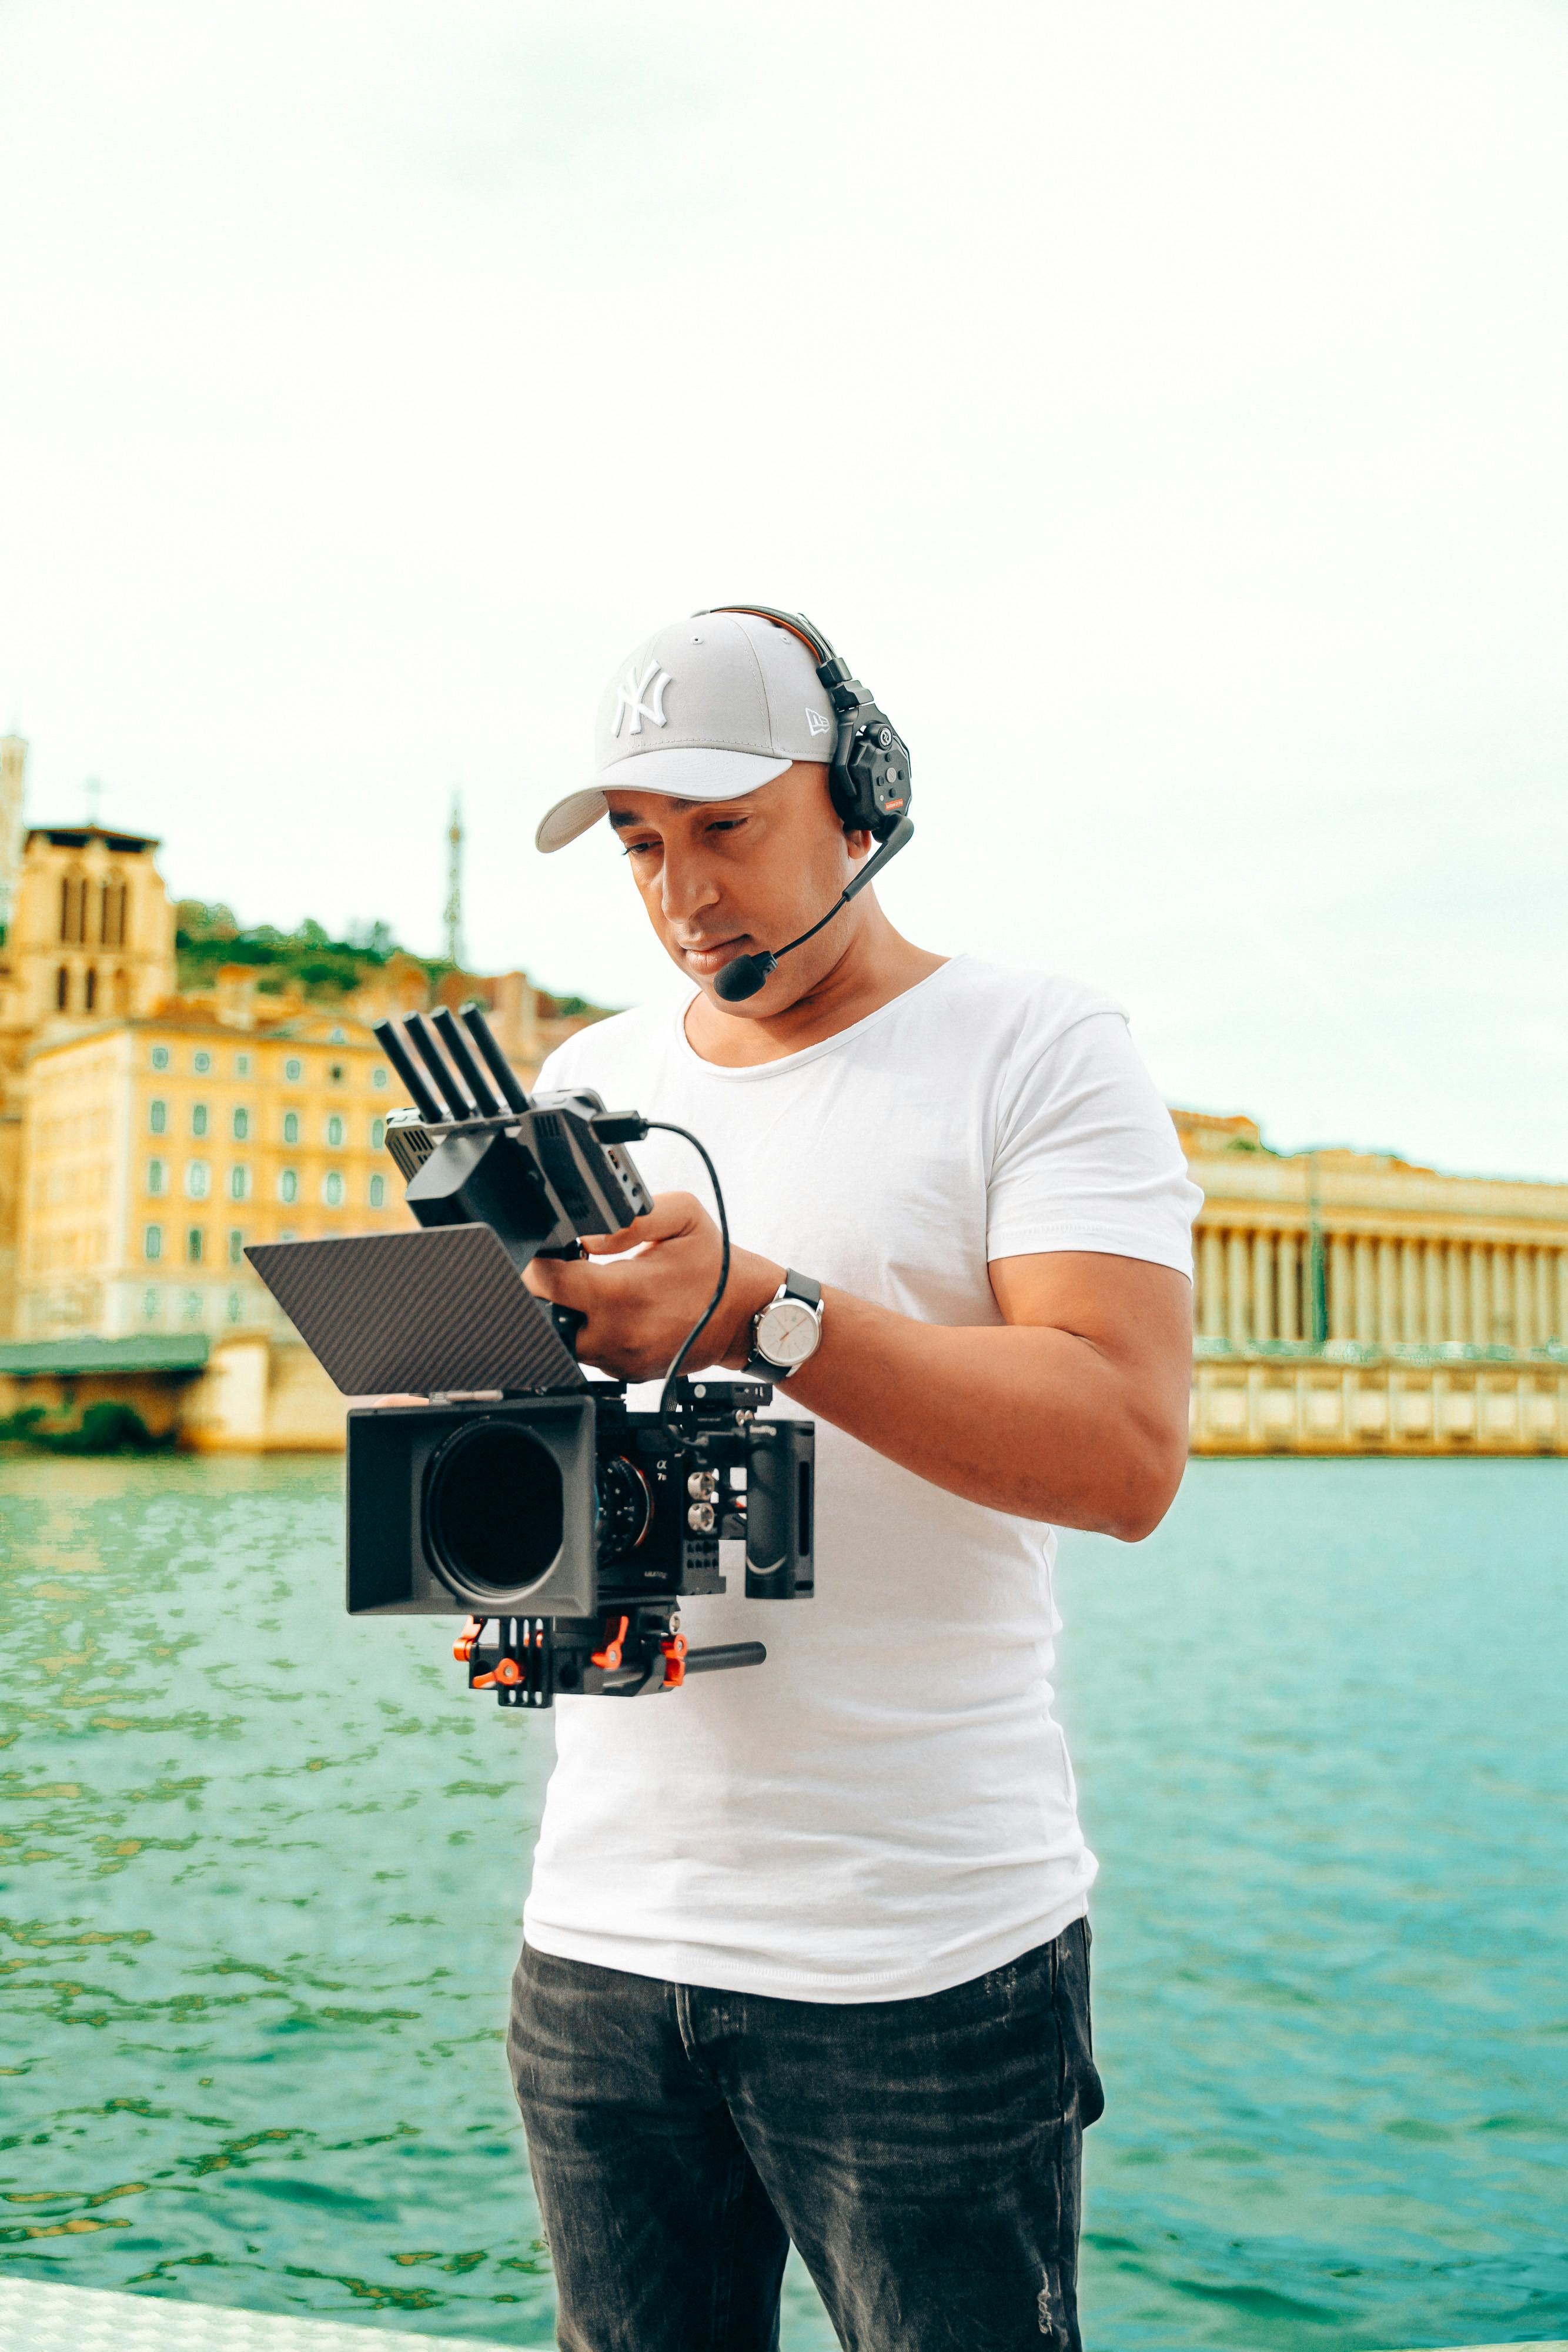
[0,1457,1563,2350]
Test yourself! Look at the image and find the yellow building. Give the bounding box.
[16,1006,412,1341]
[1181,1111,1568,1454]
[0,811,178,1334]
[2,799,606,1349]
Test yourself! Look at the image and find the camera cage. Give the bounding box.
[246,1001,814,1706]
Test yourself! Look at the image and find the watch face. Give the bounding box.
[757,1297,820,1367]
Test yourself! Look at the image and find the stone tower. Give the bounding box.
[0,735,26,935]
[0,818,177,1335]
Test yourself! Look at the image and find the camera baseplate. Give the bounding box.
[452,1608,767,1707]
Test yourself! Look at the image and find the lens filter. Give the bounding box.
[423,1418,565,1608]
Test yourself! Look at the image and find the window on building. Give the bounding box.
[329,1061,345,1082]
[55,965,69,1010]
[151,1044,170,1072]
[370,1117,386,1150]
[329,1028,346,1045]
[84,967,98,1011]
[193,1050,212,1075]
[227,1290,243,1323]
[143,1288,160,1319]
[59,872,87,944]
[282,1110,300,1145]
[369,1173,386,1209]
[229,1165,250,1201]
[147,1158,166,1196]
[279,1228,296,1244]
[144,1225,163,1261]
[324,1171,345,1207]
[184,1289,203,1320]
[373,1066,389,1090]
[285,1057,303,1082]
[280,1168,299,1205]
[228,1230,244,1264]
[326,1114,345,1148]
[187,1229,204,1264]
[232,1106,249,1141]
[149,1099,168,1135]
[101,873,128,947]
[186,1161,210,1200]
[192,1102,209,1138]
[235,1053,251,1077]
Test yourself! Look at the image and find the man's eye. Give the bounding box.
[621,840,659,858]
[707,818,745,837]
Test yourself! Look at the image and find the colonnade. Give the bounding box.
[1194,1225,1568,1353]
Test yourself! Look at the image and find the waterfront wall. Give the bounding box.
[178,1335,348,1451]
[1191,1348,1568,1454]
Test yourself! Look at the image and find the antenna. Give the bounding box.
[85,776,103,827]
[443,791,465,970]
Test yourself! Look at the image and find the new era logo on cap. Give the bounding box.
[536,608,841,853]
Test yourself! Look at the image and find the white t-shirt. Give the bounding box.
[521,956,1200,2002]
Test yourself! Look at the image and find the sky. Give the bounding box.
[1,0,1565,1179]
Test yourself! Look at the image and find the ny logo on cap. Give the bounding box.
[613,656,672,737]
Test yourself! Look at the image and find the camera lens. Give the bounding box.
[423,1419,564,1606]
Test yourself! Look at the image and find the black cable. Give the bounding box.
[642,1121,732,1429]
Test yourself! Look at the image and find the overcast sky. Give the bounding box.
[2,0,1565,1178]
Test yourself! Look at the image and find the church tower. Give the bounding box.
[0,734,26,936]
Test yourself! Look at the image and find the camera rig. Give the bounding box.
[246,1003,814,1708]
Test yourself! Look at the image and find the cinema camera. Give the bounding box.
[246,1003,814,1710]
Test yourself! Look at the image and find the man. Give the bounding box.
[509,607,1200,2352]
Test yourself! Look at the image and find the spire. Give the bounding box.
[0,731,27,931]
[443,791,466,970]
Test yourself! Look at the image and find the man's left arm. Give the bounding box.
[526,1202,1192,1542]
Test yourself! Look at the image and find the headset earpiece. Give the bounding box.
[700,604,913,843]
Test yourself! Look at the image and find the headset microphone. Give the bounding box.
[697,604,915,1008]
[714,816,915,1003]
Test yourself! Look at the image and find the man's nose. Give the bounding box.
[660,850,721,924]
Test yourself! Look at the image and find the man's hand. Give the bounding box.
[524,1192,781,1384]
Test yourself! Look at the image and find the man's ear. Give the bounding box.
[843,826,874,863]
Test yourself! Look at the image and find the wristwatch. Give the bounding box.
[745,1269,824,1381]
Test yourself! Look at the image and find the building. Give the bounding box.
[1182,1111,1568,1454]
[15,1004,412,1341]
[0,735,26,931]
[0,813,178,1334]
[2,804,606,1349]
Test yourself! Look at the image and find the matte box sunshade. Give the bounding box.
[246,1225,586,1396]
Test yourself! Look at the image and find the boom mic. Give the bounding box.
[713,818,914,1003]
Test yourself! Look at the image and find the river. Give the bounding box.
[1,1456,1563,2349]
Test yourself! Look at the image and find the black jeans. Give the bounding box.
[507,1919,1104,2352]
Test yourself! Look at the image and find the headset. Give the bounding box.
[694,605,915,1003]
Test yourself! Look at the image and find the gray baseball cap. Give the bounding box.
[536,609,837,853]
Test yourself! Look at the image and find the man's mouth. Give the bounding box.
[676,936,747,976]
